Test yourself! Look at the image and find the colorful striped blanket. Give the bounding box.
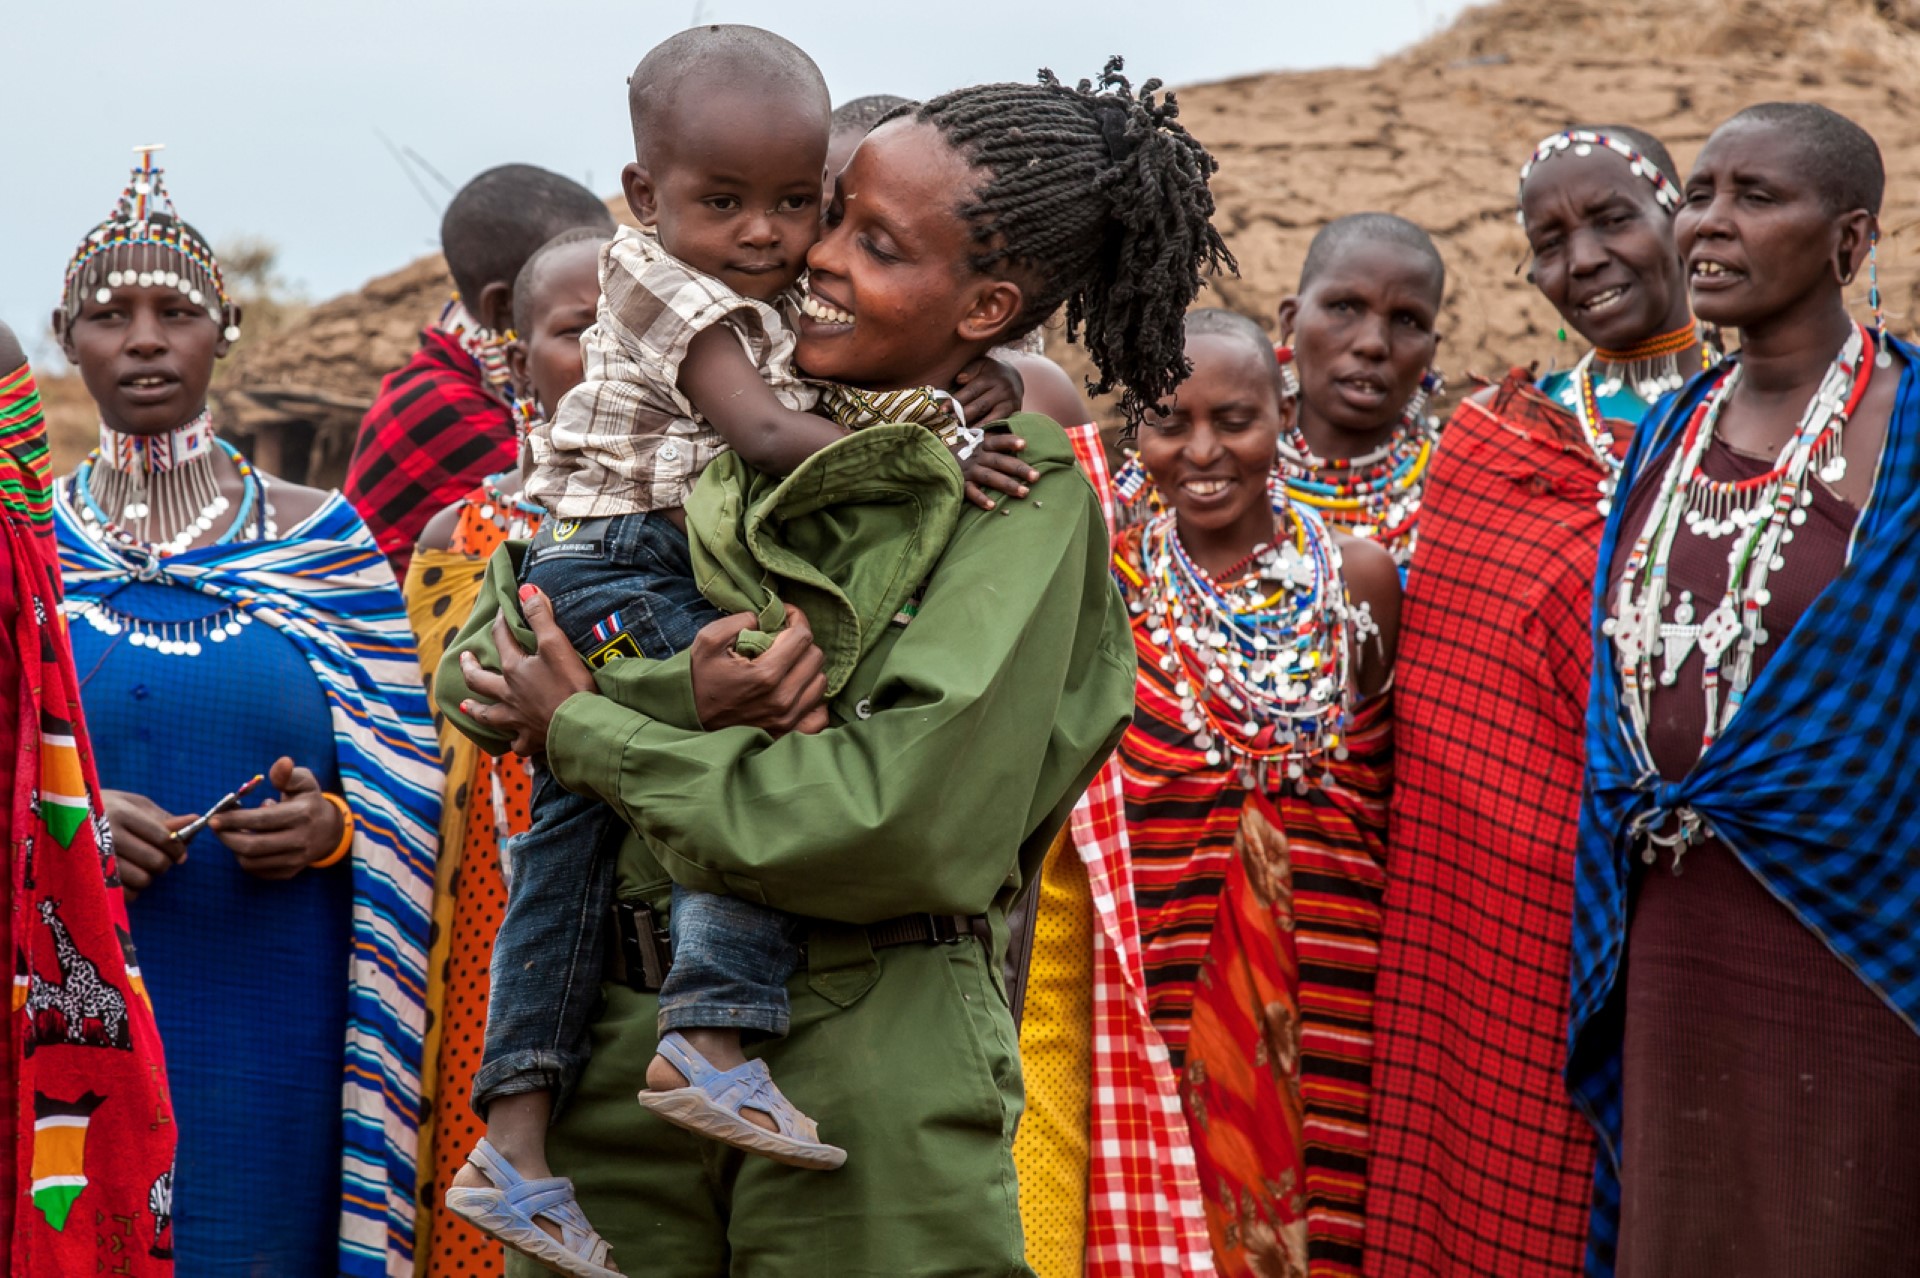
[56,492,440,1278]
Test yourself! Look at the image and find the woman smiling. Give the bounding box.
[1366,125,1702,1277]
[1116,308,1397,1277]
[439,63,1232,1274]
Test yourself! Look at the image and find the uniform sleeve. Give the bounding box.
[544,474,1136,923]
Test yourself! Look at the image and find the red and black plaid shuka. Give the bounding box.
[1365,368,1629,1277]
[344,327,516,580]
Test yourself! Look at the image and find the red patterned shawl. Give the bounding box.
[1,364,176,1276]
[1116,524,1392,1278]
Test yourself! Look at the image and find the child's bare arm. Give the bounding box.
[679,325,845,476]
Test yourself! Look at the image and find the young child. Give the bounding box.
[448,25,1024,1277]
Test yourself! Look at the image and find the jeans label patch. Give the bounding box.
[588,632,642,667]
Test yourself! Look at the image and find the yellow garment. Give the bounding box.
[1014,828,1095,1278]
[401,544,488,1265]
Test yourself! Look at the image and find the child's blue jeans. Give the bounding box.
[470,511,804,1116]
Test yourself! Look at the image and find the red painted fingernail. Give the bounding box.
[519,584,539,602]
[459,700,472,714]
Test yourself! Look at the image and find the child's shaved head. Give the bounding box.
[620,25,830,304]
[627,25,829,165]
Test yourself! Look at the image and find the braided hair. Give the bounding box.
[903,57,1235,426]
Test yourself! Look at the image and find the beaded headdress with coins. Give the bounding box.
[1516,129,1681,224]
[60,146,239,342]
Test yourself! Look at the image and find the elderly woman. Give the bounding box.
[1576,103,1920,1276]
[1365,125,1705,1277]
[49,154,439,1278]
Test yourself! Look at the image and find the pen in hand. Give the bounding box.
[167,773,265,845]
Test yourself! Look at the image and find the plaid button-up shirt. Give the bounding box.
[526,226,815,518]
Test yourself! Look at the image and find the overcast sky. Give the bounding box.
[6,0,1474,362]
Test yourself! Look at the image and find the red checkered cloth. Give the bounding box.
[1364,369,1624,1276]
[1061,421,1215,1277]
[344,328,516,580]
[1070,759,1217,1277]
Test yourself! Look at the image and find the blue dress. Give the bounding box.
[68,579,351,1278]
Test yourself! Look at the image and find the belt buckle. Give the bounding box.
[614,902,671,989]
[925,913,964,944]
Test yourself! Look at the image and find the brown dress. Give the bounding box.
[1608,437,1920,1277]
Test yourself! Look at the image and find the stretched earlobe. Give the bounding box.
[1276,296,1301,347]
[475,281,514,337]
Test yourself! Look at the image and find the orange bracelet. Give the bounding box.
[312,793,354,869]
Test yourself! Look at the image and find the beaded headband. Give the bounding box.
[60,146,239,342]
[1516,129,1681,225]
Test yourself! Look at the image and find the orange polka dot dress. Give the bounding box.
[405,483,540,1277]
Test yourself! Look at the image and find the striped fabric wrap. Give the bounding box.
[1116,518,1392,1278]
[0,367,51,531]
[54,493,441,1278]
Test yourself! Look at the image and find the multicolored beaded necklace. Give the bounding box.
[1567,323,1713,514]
[1275,359,1440,568]
[61,413,278,658]
[69,413,271,560]
[1606,321,1873,820]
[439,297,516,398]
[1116,486,1371,788]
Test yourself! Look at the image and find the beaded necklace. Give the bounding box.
[1118,488,1371,789]
[438,297,516,397]
[1276,369,1439,568]
[1606,321,1873,801]
[70,414,270,559]
[61,413,277,658]
[1567,325,1713,514]
[475,473,545,544]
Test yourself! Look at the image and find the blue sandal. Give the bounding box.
[444,1138,620,1278]
[636,1031,847,1170]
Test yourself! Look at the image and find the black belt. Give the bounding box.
[608,902,990,993]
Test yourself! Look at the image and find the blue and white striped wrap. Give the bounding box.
[56,492,441,1278]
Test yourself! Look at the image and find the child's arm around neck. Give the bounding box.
[679,325,846,475]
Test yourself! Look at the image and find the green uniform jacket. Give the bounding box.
[436,412,1136,927]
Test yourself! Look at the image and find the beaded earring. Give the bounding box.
[1275,346,1302,400]
[1407,367,1443,425]
[1113,450,1151,503]
[1869,230,1892,368]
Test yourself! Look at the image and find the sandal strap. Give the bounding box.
[653,1031,723,1087]
[466,1137,529,1192]
[653,1034,823,1145]
[460,1139,615,1269]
